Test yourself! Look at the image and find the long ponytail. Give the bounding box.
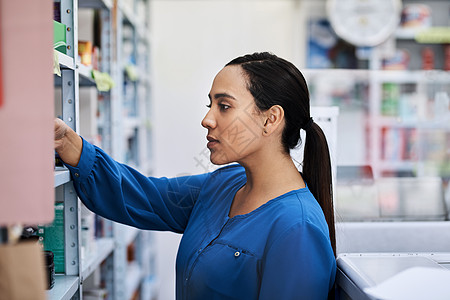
[302,122,336,256]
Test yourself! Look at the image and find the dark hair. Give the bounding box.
[226,52,336,256]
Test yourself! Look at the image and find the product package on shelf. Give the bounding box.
[53,20,66,54]
[433,91,450,122]
[419,131,450,177]
[53,2,61,22]
[400,4,432,31]
[381,127,418,162]
[381,83,400,116]
[421,47,435,70]
[445,45,450,71]
[381,83,421,118]
[307,19,336,69]
[38,202,64,273]
[79,41,93,66]
[398,92,427,122]
[382,49,410,70]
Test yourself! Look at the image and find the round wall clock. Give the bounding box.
[327,0,402,47]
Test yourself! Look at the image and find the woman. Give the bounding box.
[55,52,336,299]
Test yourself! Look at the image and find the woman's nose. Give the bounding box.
[201,109,216,129]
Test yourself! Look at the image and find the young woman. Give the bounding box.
[55,52,336,299]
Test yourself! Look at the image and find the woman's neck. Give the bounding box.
[229,151,305,218]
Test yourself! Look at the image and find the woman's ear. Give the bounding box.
[263,105,284,135]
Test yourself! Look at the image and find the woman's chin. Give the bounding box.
[209,152,232,166]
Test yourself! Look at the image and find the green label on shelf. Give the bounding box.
[92,70,115,92]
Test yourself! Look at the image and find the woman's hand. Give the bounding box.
[54,118,83,167]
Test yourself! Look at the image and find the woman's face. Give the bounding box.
[201,65,265,165]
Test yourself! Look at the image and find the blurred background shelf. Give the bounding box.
[126,261,143,300]
[81,237,115,280]
[79,0,113,9]
[78,63,96,87]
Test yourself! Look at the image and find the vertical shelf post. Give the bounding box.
[111,0,124,161]
[100,8,113,155]
[63,182,81,277]
[60,0,81,299]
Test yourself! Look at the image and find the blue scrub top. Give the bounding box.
[66,138,336,300]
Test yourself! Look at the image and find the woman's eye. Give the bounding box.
[219,104,230,111]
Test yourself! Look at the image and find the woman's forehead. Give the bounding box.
[211,66,248,93]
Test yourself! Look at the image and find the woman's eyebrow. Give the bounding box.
[208,92,237,101]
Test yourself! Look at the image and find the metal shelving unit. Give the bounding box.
[50,0,155,299]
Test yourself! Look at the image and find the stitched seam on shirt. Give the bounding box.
[261,193,302,254]
[198,171,212,196]
[264,221,304,257]
[294,192,330,239]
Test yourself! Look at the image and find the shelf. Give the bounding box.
[119,2,136,27]
[57,51,75,70]
[136,25,148,42]
[138,72,151,86]
[126,262,143,300]
[55,62,98,88]
[123,117,140,140]
[303,69,450,84]
[118,1,148,40]
[379,161,417,172]
[374,70,450,84]
[79,0,113,9]
[375,117,450,130]
[81,237,115,280]
[124,117,140,129]
[395,28,419,40]
[47,275,79,300]
[124,226,139,246]
[54,168,71,188]
[78,63,96,87]
[303,69,371,79]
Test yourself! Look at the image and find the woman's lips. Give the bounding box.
[207,136,219,149]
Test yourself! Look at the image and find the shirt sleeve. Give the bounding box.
[64,138,209,233]
[258,221,336,300]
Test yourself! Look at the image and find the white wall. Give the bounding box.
[149,1,300,299]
